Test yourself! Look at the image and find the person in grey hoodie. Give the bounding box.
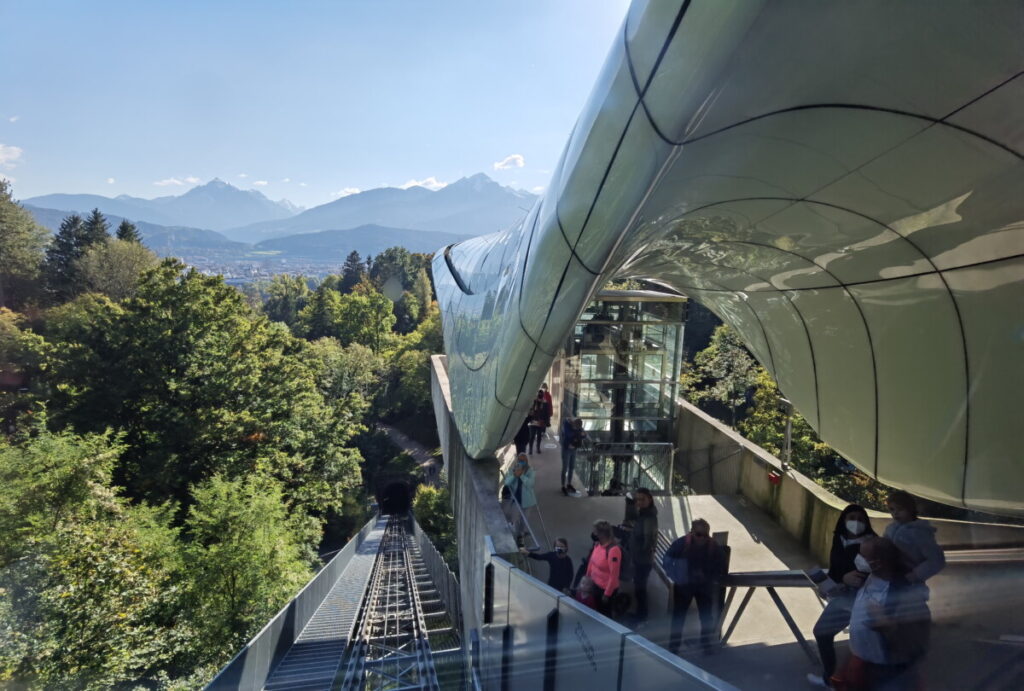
[883,490,946,592]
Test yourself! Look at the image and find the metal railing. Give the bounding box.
[577,441,675,495]
[411,516,463,633]
[204,515,379,690]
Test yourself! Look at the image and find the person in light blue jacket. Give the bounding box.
[884,490,946,590]
[503,454,537,542]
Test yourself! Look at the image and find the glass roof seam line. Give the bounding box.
[782,291,823,433]
[567,100,643,258]
[687,281,778,379]
[635,0,693,96]
[441,244,474,295]
[937,69,1024,157]
[554,208,601,275]
[622,11,675,146]
[515,191,545,330]
[676,103,1023,158]
[940,272,972,508]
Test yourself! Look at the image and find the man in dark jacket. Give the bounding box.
[514,416,531,454]
[664,518,726,652]
[620,488,658,623]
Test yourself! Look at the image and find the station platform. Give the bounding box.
[518,438,1024,690]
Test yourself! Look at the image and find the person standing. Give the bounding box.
[848,537,931,689]
[620,488,658,624]
[503,454,536,540]
[559,416,584,495]
[883,490,946,594]
[664,519,726,653]
[520,538,574,593]
[585,520,622,618]
[808,505,877,688]
[527,391,549,454]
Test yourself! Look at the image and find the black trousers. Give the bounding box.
[669,583,715,651]
[633,563,652,619]
[528,425,544,452]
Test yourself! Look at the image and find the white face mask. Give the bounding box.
[854,553,871,573]
[846,520,867,536]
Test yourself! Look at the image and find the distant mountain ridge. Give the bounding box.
[222,173,536,242]
[253,224,468,258]
[24,179,297,231]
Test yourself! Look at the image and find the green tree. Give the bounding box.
[264,274,311,327]
[411,484,457,570]
[0,180,47,310]
[680,324,759,426]
[76,238,159,301]
[339,250,367,294]
[184,474,313,658]
[393,290,422,334]
[295,281,343,340]
[81,208,111,247]
[0,309,47,426]
[337,281,396,353]
[43,214,87,303]
[411,267,433,312]
[41,260,363,514]
[369,246,413,291]
[115,219,141,243]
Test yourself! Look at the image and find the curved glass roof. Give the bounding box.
[433,1,1024,514]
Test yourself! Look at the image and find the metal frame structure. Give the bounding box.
[340,517,441,691]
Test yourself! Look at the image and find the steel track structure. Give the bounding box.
[339,516,441,691]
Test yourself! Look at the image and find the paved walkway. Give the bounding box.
[517,440,1024,690]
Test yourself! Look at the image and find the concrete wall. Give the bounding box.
[674,398,1024,565]
[430,355,519,644]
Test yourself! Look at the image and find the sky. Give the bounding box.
[0,0,631,208]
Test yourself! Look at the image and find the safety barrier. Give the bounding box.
[204,515,379,690]
[475,551,737,691]
[411,516,463,633]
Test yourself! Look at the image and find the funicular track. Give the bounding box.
[338,515,458,691]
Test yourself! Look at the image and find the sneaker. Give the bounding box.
[806,673,831,688]
[561,486,568,496]
[567,484,577,493]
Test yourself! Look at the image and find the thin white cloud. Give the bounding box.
[253,180,269,186]
[107,177,116,184]
[493,154,525,170]
[184,176,201,184]
[8,116,19,123]
[299,182,308,187]
[332,187,361,198]
[238,173,248,178]
[399,176,447,191]
[281,177,291,183]
[531,186,545,194]
[154,177,185,186]
[0,143,23,168]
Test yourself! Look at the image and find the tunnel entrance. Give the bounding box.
[379,480,412,515]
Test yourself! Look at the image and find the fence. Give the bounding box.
[204,515,379,690]
[411,515,463,632]
[577,441,675,495]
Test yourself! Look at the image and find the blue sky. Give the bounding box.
[0,0,630,208]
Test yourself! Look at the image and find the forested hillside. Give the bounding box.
[0,180,440,688]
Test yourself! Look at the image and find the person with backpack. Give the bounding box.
[807,504,877,688]
[585,520,623,618]
[847,537,931,689]
[663,518,726,653]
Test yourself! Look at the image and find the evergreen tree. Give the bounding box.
[43,214,87,302]
[412,267,434,311]
[263,274,310,326]
[116,219,141,243]
[81,208,111,246]
[0,180,48,309]
[295,283,343,340]
[339,251,366,293]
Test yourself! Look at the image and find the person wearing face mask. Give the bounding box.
[618,488,658,625]
[521,537,574,593]
[847,537,931,690]
[503,454,537,541]
[807,504,877,688]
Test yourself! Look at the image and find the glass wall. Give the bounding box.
[562,291,685,446]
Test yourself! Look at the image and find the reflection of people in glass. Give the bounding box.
[559,416,585,495]
[527,391,550,453]
[664,519,726,653]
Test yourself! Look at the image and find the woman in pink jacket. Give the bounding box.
[585,520,622,617]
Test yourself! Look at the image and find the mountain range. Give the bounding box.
[20,174,536,266]
[25,179,297,232]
